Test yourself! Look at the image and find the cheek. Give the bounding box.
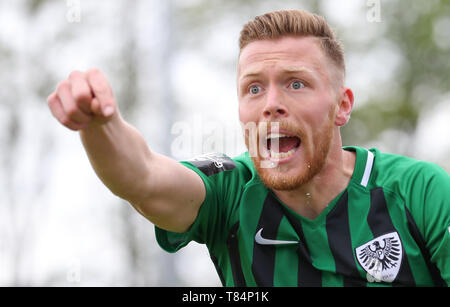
[238,105,247,124]
[238,102,258,124]
[309,95,336,124]
[297,104,334,139]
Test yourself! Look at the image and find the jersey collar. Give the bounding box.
[343,146,375,189]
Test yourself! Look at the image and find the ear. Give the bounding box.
[335,87,354,127]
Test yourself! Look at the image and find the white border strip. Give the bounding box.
[360,151,374,187]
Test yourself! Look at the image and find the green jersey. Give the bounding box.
[155,146,450,286]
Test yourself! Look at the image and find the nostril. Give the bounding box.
[276,108,286,115]
[263,108,287,118]
[263,103,288,118]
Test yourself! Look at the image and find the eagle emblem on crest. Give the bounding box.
[355,232,403,283]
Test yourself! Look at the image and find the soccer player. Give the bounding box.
[47,10,449,286]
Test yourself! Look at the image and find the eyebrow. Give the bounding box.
[238,65,314,83]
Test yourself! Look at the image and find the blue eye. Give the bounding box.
[290,81,305,90]
[249,85,261,95]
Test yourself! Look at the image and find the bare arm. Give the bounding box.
[47,69,205,233]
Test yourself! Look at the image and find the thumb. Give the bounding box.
[102,105,115,117]
[91,98,115,118]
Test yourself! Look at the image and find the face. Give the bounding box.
[238,36,347,190]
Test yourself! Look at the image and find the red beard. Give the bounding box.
[244,107,335,191]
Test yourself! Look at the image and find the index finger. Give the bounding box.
[69,70,93,115]
[86,68,115,117]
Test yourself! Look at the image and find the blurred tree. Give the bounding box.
[341,0,450,157]
[170,0,449,160]
[1,0,447,287]
[112,0,182,286]
[0,0,59,285]
[114,0,145,286]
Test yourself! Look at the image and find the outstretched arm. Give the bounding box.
[47,68,205,233]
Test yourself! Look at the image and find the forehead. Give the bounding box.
[238,36,327,77]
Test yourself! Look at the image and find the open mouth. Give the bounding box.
[265,132,301,160]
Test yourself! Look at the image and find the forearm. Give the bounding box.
[79,112,153,203]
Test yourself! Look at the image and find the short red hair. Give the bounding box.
[239,10,345,81]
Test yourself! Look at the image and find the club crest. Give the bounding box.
[355,232,403,283]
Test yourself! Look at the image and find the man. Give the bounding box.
[47,10,449,286]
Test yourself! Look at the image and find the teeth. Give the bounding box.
[270,147,297,159]
[266,133,289,140]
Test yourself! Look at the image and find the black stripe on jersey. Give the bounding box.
[368,188,398,235]
[404,206,446,287]
[368,187,415,286]
[210,254,225,286]
[280,204,322,286]
[326,191,366,286]
[252,193,284,286]
[226,222,246,286]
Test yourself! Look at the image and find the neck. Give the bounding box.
[273,142,355,220]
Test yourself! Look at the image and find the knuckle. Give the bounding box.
[87,67,101,78]
[68,70,83,80]
[87,68,108,91]
[47,99,56,110]
[47,94,55,106]
[56,80,71,92]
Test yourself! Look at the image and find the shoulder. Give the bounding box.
[180,151,258,186]
[370,148,449,191]
[368,148,450,240]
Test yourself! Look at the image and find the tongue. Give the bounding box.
[272,137,300,153]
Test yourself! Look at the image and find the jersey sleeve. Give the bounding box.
[406,162,450,285]
[154,153,249,253]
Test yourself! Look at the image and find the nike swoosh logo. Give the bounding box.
[254,228,299,245]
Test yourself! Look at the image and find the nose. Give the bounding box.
[262,87,288,119]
